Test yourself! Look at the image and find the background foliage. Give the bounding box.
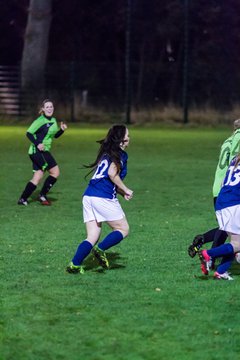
[1,1,240,109]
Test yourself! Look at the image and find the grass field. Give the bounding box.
[1,124,240,360]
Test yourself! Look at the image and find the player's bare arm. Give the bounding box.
[108,162,133,199]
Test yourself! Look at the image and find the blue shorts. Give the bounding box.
[29,151,57,171]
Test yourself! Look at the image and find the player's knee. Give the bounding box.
[230,235,240,253]
[50,167,60,178]
[31,171,44,185]
[231,241,240,253]
[119,223,129,238]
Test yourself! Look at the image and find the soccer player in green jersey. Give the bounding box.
[188,119,240,257]
[18,99,67,206]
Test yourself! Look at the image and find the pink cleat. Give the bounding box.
[199,250,212,275]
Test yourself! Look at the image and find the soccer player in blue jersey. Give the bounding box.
[199,154,240,280]
[66,124,133,274]
[17,99,67,206]
[188,119,240,257]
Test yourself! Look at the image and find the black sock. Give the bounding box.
[202,228,219,244]
[20,181,37,200]
[40,175,57,196]
[211,230,228,248]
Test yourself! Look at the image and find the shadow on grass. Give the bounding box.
[194,264,240,280]
[194,274,211,280]
[230,262,240,275]
[28,191,58,204]
[83,251,126,273]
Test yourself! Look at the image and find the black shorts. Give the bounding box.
[29,151,57,171]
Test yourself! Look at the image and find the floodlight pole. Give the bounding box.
[125,0,132,125]
[183,0,189,124]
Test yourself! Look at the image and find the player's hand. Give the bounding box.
[60,122,67,131]
[37,143,45,151]
[124,189,133,201]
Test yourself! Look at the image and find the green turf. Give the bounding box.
[1,124,240,360]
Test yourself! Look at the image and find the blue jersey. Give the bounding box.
[215,157,240,211]
[83,150,128,199]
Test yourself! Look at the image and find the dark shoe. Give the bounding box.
[39,195,51,206]
[188,234,204,258]
[18,198,28,206]
[66,262,84,274]
[92,246,109,269]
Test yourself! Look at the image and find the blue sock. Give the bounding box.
[72,240,93,266]
[98,231,124,251]
[207,243,234,259]
[216,253,235,274]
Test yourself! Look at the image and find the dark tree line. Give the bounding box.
[1,0,240,109]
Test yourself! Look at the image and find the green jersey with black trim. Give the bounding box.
[230,128,240,159]
[212,129,240,197]
[27,115,60,155]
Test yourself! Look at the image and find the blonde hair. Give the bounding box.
[39,99,53,115]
